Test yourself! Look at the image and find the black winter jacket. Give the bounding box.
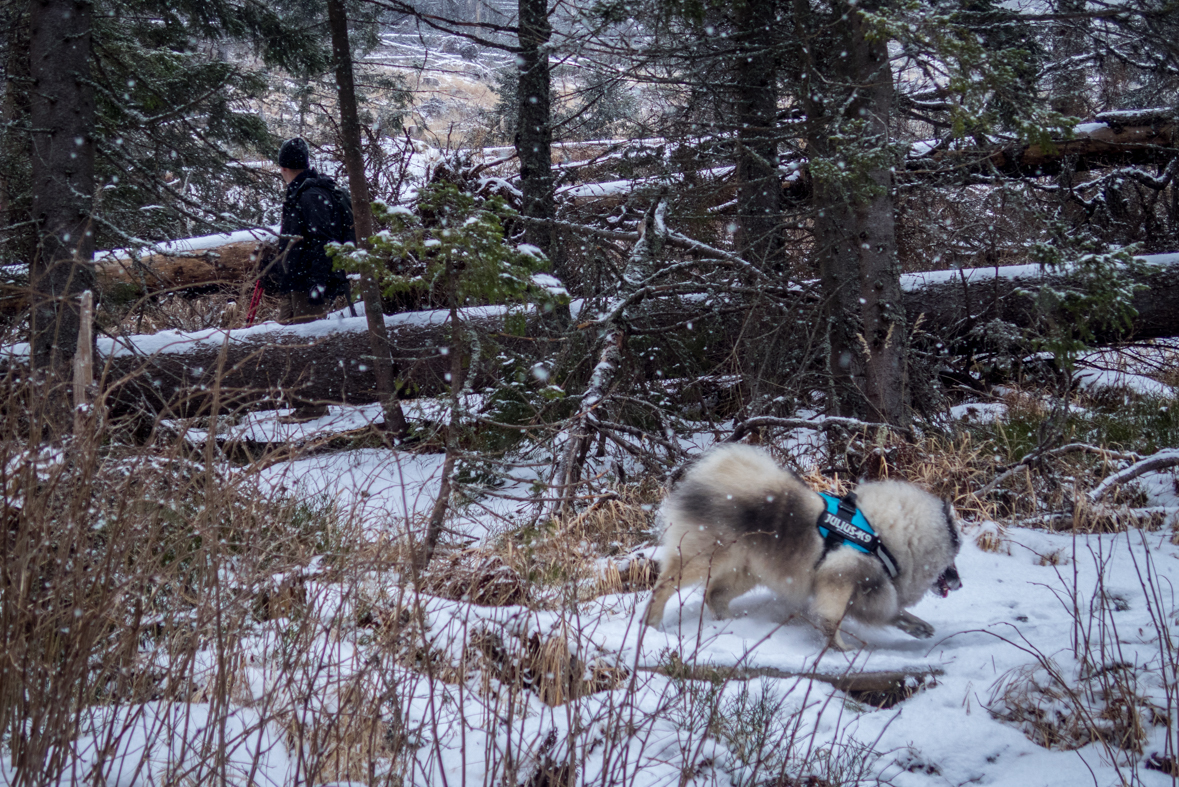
[277,169,353,302]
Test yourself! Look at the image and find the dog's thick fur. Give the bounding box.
[643,445,962,650]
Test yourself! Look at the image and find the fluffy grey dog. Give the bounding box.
[643,444,962,650]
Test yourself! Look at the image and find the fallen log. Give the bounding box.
[94,307,554,418]
[901,252,1179,346]
[634,662,943,708]
[94,241,261,293]
[914,108,1178,178]
[559,113,1179,211]
[22,253,1175,418]
[1089,448,1179,503]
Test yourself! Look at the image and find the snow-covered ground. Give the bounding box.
[7,401,1177,787]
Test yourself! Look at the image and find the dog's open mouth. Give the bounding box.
[935,565,962,597]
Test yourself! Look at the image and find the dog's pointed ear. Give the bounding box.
[942,499,961,550]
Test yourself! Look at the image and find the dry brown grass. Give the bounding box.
[469,622,629,707]
[1036,548,1070,567]
[479,482,663,608]
[421,548,532,607]
[1161,361,1179,390]
[904,433,1001,521]
[988,661,1155,755]
[0,367,432,784]
[592,552,658,597]
[974,520,1010,553]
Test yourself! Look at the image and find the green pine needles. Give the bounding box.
[331,183,569,322]
[1027,239,1155,370]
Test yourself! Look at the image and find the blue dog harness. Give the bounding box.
[817,492,900,579]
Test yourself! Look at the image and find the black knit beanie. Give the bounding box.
[278,137,310,170]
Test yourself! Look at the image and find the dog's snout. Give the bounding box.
[935,564,962,597]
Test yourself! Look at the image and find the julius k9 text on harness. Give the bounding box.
[816,492,901,579]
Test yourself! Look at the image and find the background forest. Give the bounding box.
[1,0,1178,783]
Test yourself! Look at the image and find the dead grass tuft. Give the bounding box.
[1068,495,1166,534]
[554,482,664,550]
[593,553,658,596]
[469,623,629,706]
[905,433,1000,522]
[800,467,850,497]
[490,483,662,606]
[276,679,405,786]
[1036,549,1070,567]
[988,661,1153,754]
[422,548,532,606]
[973,521,1010,553]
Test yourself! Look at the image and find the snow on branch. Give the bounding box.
[1088,448,1179,503]
[980,443,1144,497]
[724,415,914,444]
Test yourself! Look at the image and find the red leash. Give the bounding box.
[245,280,265,326]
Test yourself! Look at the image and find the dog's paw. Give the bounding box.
[827,632,852,651]
[893,612,935,639]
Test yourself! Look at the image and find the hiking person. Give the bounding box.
[264,137,355,421]
[273,137,354,324]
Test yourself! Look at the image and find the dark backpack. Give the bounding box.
[259,173,357,297]
[311,176,357,246]
[302,175,356,303]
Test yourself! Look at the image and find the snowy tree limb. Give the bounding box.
[1089,449,1179,503]
[724,415,914,443]
[980,443,1144,497]
[549,327,624,515]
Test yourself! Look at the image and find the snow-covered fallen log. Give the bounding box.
[94,241,261,292]
[92,228,278,293]
[634,663,943,706]
[917,108,1179,177]
[901,251,1179,347]
[91,306,546,418]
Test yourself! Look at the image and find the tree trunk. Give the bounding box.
[28,0,97,378]
[1049,0,1091,118]
[516,0,555,263]
[733,0,784,271]
[327,0,408,438]
[1,3,32,254]
[422,273,464,568]
[805,0,907,425]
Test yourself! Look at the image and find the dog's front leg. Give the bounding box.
[813,583,855,651]
[892,610,935,639]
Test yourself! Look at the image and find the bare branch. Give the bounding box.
[1089,449,1179,503]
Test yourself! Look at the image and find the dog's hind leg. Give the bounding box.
[644,551,691,628]
[644,576,678,627]
[704,564,756,619]
[892,610,935,639]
